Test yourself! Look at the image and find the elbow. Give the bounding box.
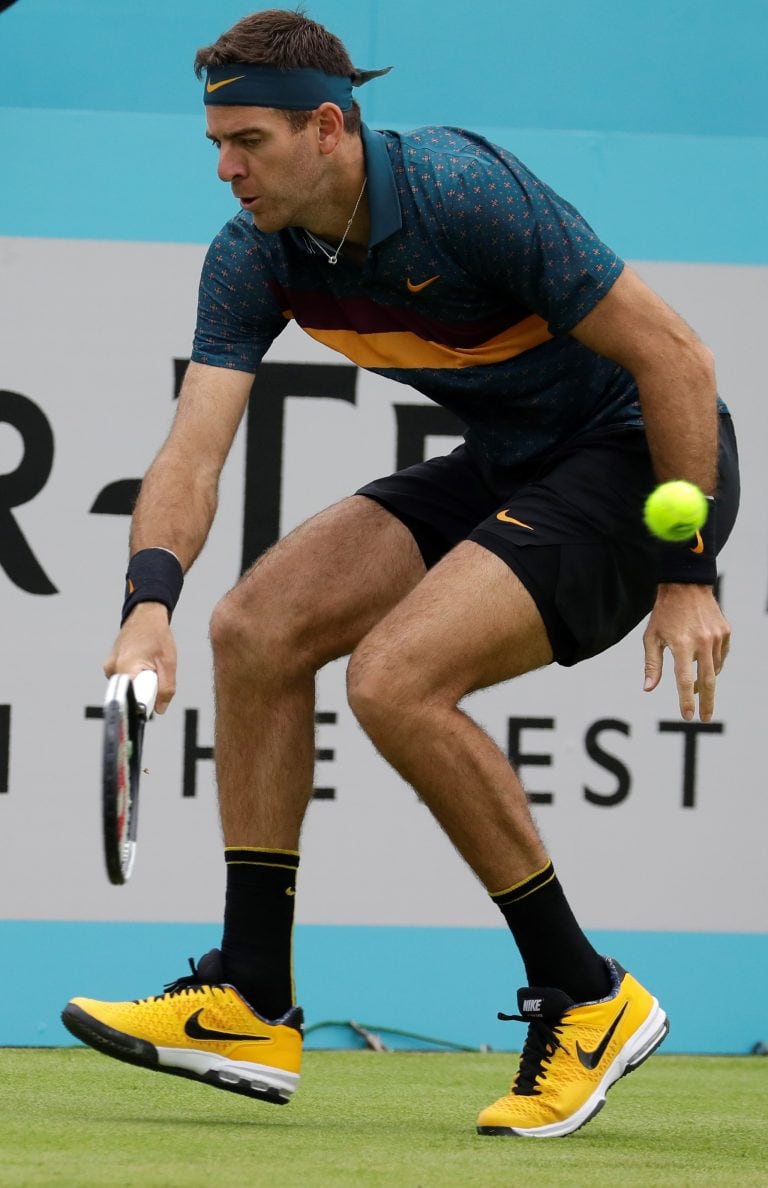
[670,328,716,383]
[633,331,716,394]
[693,339,716,383]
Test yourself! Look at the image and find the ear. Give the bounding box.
[315,102,345,155]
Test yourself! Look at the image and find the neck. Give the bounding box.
[301,138,369,248]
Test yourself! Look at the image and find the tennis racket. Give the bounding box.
[102,670,158,885]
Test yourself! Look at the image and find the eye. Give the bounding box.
[208,138,221,149]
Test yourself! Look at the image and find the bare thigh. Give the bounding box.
[350,539,554,705]
[217,495,427,668]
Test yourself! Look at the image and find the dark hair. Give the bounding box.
[194,8,361,135]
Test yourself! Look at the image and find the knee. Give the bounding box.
[346,645,391,736]
[210,588,263,668]
[347,639,425,738]
[209,582,304,681]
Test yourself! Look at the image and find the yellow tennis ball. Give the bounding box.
[643,481,709,542]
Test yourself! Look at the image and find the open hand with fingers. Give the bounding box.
[642,584,731,722]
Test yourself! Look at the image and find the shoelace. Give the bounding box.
[132,957,220,1005]
[162,956,206,996]
[498,1011,570,1096]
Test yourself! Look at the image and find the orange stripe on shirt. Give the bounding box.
[290,314,552,370]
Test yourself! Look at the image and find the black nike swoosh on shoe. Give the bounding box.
[184,1009,273,1043]
[575,1001,630,1070]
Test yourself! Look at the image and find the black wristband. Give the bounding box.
[656,498,717,585]
[121,548,184,625]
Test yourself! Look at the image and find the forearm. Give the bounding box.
[570,267,720,493]
[115,452,213,699]
[126,360,252,572]
[633,338,719,494]
[129,447,219,572]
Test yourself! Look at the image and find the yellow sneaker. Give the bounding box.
[61,949,302,1104]
[477,958,668,1138]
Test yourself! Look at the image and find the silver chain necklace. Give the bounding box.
[304,177,368,265]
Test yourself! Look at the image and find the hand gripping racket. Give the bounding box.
[102,670,158,885]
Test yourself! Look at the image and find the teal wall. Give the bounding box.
[7,922,768,1055]
[1,0,767,259]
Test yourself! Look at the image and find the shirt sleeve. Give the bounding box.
[434,135,624,335]
[191,213,288,372]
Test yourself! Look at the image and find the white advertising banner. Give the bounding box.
[1,237,765,933]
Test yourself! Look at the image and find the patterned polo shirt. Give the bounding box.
[192,123,643,465]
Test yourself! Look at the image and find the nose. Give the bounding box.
[217,144,248,183]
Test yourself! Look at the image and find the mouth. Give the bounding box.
[237,195,260,210]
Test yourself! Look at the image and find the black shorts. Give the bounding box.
[357,415,739,666]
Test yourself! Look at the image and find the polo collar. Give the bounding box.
[360,123,402,247]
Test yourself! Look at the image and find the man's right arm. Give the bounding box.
[105,361,254,711]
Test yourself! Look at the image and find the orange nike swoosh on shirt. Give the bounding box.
[690,531,704,554]
[496,511,534,530]
[406,275,440,293]
[206,76,246,92]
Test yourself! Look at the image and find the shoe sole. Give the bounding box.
[61,1003,299,1105]
[477,999,669,1139]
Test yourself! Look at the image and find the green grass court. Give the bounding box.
[1,1049,764,1186]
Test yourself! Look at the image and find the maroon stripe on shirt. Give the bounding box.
[269,283,535,348]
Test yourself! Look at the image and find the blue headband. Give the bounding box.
[203,63,392,110]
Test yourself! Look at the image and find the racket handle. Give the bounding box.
[132,670,158,719]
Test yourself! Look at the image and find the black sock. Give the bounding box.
[491,861,611,1003]
[221,847,299,1019]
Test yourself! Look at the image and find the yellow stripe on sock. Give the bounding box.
[224,846,300,857]
[500,869,556,904]
[490,859,553,900]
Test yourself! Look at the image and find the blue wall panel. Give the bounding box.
[1,107,767,262]
[5,920,767,1055]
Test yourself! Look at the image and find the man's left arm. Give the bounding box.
[569,264,729,723]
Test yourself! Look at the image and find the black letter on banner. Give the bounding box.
[507,717,555,805]
[241,362,358,573]
[313,710,337,800]
[183,709,214,798]
[583,719,631,806]
[90,479,142,516]
[0,392,57,593]
[657,720,724,808]
[0,705,10,793]
[174,359,188,399]
[393,405,466,470]
[89,355,191,515]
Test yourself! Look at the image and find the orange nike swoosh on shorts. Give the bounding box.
[690,531,704,554]
[406,275,440,293]
[496,510,534,530]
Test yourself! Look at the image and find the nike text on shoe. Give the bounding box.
[61,949,303,1104]
[477,957,669,1138]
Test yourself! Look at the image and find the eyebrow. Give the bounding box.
[205,127,267,142]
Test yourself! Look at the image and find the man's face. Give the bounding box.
[206,105,321,232]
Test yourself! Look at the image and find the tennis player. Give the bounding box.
[62,9,740,1137]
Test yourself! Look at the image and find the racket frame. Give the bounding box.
[102,671,156,884]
